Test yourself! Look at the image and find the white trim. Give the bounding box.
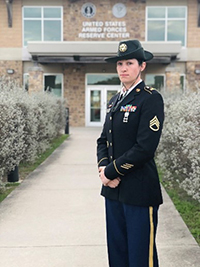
[27,40,182,58]
[146,6,187,47]
[22,6,63,47]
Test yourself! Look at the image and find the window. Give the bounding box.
[23,6,62,46]
[44,74,63,97]
[146,6,187,46]
[23,73,29,91]
[145,74,165,91]
[87,74,121,85]
[145,74,185,91]
[180,74,185,91]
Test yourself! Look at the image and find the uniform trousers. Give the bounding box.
[105,198,159,267]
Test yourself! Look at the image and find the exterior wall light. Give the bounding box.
[195,69,200,74]
[195,64,200,74]
[7,69,15,74]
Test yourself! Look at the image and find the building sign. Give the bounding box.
[112,3,126,18]
[78,21,130,39]
[81,3,96,18]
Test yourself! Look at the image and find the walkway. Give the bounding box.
[0,127,200,266]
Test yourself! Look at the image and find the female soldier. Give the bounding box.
[97,39,164,267]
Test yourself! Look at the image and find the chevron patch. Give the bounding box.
[149,116,160,131]
[121,163,134,170]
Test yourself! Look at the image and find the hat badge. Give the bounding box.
[119,43,127,53]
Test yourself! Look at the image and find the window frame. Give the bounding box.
[86,73,121,86]
[145,73,165,91]
[43,73,64,98]
[23,73,29,91]
[146,6,187,47]
[22,6,63,47]
[180,73,186,92]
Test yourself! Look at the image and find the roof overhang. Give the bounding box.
[27,41,182,64]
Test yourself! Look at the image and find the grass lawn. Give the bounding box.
[162,179,200,246]
[0,134,68,203]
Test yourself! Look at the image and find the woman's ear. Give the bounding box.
[141,62,146,72]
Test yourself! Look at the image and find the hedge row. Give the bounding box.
[0,77,66,179]
[157,89,200,202]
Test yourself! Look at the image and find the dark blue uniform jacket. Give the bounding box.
[97,81,164,207]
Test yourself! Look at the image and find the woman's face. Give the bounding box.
[116,59,146,88]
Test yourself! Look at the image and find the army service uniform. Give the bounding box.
[97,81,164,267]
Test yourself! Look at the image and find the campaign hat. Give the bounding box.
[105,39,153,63]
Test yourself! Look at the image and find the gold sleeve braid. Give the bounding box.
[113,160,124,176]
[98,157,108,166]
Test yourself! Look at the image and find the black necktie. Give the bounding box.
[119,90,128,101]
[113,90,128,111]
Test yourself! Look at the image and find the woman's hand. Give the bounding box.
[98,167,121,188]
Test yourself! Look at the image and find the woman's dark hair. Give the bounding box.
[137,59,143,66]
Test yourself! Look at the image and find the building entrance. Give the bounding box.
[85,74,121,126]
[86,85,120,126]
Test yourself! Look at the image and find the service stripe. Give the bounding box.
[149,206,154,267]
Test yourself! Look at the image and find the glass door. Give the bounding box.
[86,86,119,126]
[86,74,121,126]
[90,89,101,123]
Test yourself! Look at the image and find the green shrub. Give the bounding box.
[157,89,200,202]
[0,77,66,181]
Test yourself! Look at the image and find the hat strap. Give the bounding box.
[123,70,141,91]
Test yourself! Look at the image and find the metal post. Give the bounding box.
[65,108,69,134]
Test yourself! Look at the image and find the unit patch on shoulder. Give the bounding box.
[149,116,160,131]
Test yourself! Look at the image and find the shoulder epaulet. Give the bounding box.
[144,86,157,94]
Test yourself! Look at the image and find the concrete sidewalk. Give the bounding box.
[0,127,200,267]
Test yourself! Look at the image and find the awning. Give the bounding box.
[27,41,182,64]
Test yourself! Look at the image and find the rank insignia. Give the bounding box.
[120,105,137,112]
[149,116,160,131]
[136,88,140,93]
[119,43,127,52]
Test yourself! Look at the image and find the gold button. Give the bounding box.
[110,156,113,159]
[109,130,112,133]
[110,116,112,120]
[110,143,112,146]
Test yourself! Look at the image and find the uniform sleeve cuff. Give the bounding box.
[98,157,109,167]
[105,160,125,180]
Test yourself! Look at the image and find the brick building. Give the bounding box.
[0,0,200,126]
